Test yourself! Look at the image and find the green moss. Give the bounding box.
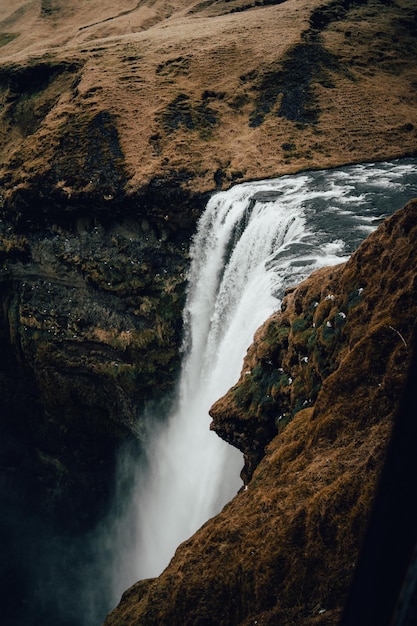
[322,322,335,342]
[0,33,18,48]
[276,412,292,434]
[346,287,364,310]
[291,317,309,333]
[307,328,318,350]
[264,324,290,350]
[275,324,291,340]
[232,363,288,412]
[334,312,347,330]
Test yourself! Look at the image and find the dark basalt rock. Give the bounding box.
[0,150,205,624]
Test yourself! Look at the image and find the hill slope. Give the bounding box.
[0,0,416,203]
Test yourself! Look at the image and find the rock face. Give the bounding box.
[105,202,417,625]
[0,0,417,623]
[0,174,199,624]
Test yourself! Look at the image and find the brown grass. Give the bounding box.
[0,0,416,198]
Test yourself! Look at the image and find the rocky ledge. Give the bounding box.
[105,200,417,625]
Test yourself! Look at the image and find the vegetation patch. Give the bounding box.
[41,0,61,16]
[156,56,190,77]
[159,93,219,139]
[291,316,309,333]
[0,60,81,95]
[0,33,18,48]
[345,287,365,312]
[0,60,82,139]
[247,42,342,127]
[51,110,127,198]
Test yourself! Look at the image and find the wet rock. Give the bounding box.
[0,211,191,529]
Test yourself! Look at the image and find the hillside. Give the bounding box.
[0,0,416,202]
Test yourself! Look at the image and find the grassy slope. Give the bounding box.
[0,0,416,200]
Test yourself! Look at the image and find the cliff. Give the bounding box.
[105,198,417,625]
[0,0,417,623]
[0,0,416,522]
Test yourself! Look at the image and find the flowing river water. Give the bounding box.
[110,157,417,599]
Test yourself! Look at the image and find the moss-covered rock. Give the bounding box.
[211,201,417,484]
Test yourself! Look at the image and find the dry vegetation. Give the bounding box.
[106,201,417,624]
[0,0,416,200]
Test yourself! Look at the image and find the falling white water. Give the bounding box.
[125,158,417,584]
[132,177,346,580]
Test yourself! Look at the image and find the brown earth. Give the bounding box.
[0,0,416,203]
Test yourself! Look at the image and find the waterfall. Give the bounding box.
[133,180,305,576]
[120,158,417,587]
[133,178,343,579]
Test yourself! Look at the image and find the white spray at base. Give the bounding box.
[122,159,417,584]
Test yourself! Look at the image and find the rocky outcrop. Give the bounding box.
[105,201,417,625]
[0,213,190,515]
[0,171,203,622]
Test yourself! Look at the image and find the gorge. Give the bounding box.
[0,0,417,625]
